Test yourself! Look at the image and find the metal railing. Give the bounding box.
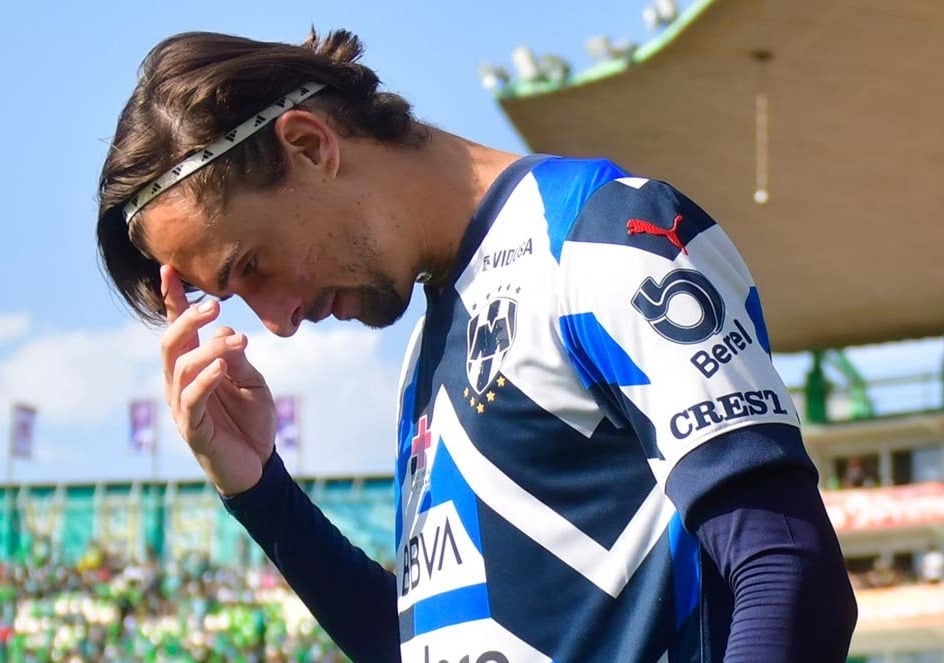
[790,349,943,424]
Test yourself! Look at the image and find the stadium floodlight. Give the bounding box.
[477,62,510,91]
[655,0,679,22]
[642,6,659,31]
[643,0,679,30]
[585,35,637,63]
[538,54,571,86]
[511,46,542,83]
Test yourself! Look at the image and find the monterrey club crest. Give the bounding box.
[466,296,517,394]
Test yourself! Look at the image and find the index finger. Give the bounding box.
[161,265,189,324]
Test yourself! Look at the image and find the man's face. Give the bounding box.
[139,177,414,336]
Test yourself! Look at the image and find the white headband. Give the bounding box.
[123,82,326,224]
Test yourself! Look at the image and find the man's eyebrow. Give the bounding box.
[215,242,242,294]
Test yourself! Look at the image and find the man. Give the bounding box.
[97,28,857,662]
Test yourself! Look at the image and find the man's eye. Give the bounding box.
[241,255,258,278]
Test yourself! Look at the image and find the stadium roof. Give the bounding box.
[494,0,944,352]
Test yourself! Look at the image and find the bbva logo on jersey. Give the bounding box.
[466,296,517,395]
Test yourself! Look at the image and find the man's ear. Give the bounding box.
[273,109,340,178]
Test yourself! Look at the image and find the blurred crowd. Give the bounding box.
[847,548,944,592]
[0,541,356,662]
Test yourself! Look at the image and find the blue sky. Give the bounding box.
[0,0,940,484]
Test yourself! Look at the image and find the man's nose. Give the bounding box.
[245,293,302,337]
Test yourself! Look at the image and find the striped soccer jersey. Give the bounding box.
[393,155,808,663]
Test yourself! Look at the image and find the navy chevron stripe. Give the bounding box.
[567,179,716,259]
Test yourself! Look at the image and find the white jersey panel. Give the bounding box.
[397,499,485,609]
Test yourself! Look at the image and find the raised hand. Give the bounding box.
[160,265,277,495]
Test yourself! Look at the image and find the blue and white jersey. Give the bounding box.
[393,156,808,662]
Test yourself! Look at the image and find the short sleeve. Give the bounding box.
[556,177,812,511]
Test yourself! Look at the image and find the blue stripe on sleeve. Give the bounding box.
[532,158,628,262]
[560,312,651,388]
[744,287,772,355]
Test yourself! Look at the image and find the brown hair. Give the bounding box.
[97,28,428,324]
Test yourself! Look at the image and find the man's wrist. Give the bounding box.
[198,453,264,497]
[220,449,287,521]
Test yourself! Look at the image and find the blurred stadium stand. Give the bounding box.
[0,476,394,661]
[1,476,394,569]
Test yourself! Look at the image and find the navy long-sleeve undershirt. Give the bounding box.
[689,466,858,661]
[222,451,400,663]
[224,445,857,662]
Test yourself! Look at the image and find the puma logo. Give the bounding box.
[626,214,688,255]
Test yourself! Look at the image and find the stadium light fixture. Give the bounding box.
[655,0,679,22]
[642,6,659,31]
[643,0,679,30]
[511,46,542,83]
[477,62,510,91]
[509,47,572,87]
[585,35,637,63]
[538,54,571,86]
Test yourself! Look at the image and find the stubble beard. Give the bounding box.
[342,232,412,329]
[352,272,411,329]
[303,272,409,330]
[303,231,411,329]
